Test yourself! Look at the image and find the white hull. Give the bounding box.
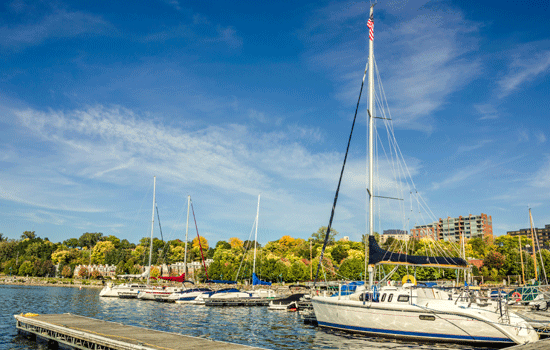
[99,283,147,298]
[312,289,538,345]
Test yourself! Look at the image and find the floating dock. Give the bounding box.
[15,313,263,350]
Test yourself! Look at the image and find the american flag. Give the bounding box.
[367,14,374,41]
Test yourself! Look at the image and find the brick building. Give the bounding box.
[411,213,493,243]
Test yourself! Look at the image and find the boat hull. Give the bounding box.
[312,296,536,345]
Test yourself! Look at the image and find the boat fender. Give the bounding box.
[21,313,39,317]
[512,291,522,302]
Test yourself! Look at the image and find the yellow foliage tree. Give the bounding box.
[279,235,295,247]
[229,237,243,249]
[192,236,209,251]
[150,267,160,278]
[91,241,115,264]
[169,246,186,262]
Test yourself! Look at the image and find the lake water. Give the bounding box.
[0,285,493,350]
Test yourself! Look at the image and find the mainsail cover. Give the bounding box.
[252,272,271,286]
[367,236,468,268]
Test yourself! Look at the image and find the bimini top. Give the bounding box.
[367,236,468,269]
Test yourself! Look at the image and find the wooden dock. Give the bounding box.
[15,313,264,350]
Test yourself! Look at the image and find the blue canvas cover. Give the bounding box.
[252,273,272,286]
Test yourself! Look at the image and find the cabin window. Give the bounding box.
[419,315,436,321]
[388,294,393,302]
[397,295,409,302]
[380,293,386,302]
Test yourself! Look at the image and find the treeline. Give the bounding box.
[1,228,549,283]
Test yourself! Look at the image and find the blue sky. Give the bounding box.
[1,0,549,245]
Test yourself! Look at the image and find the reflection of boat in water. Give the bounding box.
[311,5,538,345]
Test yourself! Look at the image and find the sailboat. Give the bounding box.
[100,176,158,298]
[202,195,276,304]
[310,5,538,345]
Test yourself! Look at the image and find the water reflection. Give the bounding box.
[1,285,493,350]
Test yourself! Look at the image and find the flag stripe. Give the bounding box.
[367,17,374,41]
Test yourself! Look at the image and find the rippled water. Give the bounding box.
[0,285,493,350]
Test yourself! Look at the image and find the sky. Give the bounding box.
[0,0,549,245]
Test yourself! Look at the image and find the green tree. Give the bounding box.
[63,238,79,248]
[331,244,349,264]
[0,233,5,242]
[21,231,36,240]
[311,227,339,245]
[78,232,103,249]
[339,258,364,280]
[19,260,33,276]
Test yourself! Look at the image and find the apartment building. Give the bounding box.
[507,224,550,246]
[379,229,410,244]
[410,213,493,243]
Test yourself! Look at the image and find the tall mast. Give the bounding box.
[253,194,260,283]
[184,195,190,279]
[529,208,538,281]
[367,4,375,288]
[147,176,156,285]
[519,235,525,285]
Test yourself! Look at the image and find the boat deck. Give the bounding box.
[205,298,270,307]
[15,313,263,350]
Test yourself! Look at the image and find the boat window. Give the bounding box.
[380,293,386,302]
[419,315,435,321]
[388,294,393,302]
[397,295,409,302]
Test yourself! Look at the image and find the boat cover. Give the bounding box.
[368,236,468,268]
[252,273,272,286]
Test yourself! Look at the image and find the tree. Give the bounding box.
[229,237,243,249]
[483,251,505,271]
[78,267,89,278]
[19,261,33,276]
[311,227,339,245]
[192,236,209,251]
[78,232,103,249]
[61,265,73,278]
[331,244,349,264]
[63,238,79,248]
[91,241,115,264]
[0,233,6,242]
[215,241,231,250]
[21,231,36,240]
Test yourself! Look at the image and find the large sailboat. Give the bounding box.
[311,5,538,346]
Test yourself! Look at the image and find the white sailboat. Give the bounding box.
[310,5,538,345]
[100,177,158,298]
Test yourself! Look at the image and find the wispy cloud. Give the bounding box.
[300,2,481,132]
[0,8,113,49]
[475,103,499,120]
[498,49,550,99]
[141,17,242,49]
[457,140,493,153]
[430,159,493,191]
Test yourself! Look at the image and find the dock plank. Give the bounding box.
[15,313,263,350]
[505,338,550,349]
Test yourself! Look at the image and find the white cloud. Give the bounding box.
[475,104,499,120]
[0,8,113,49]
[497,48,550,99]
[301,2,481,132]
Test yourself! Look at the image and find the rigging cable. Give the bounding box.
[314,60,369,287]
